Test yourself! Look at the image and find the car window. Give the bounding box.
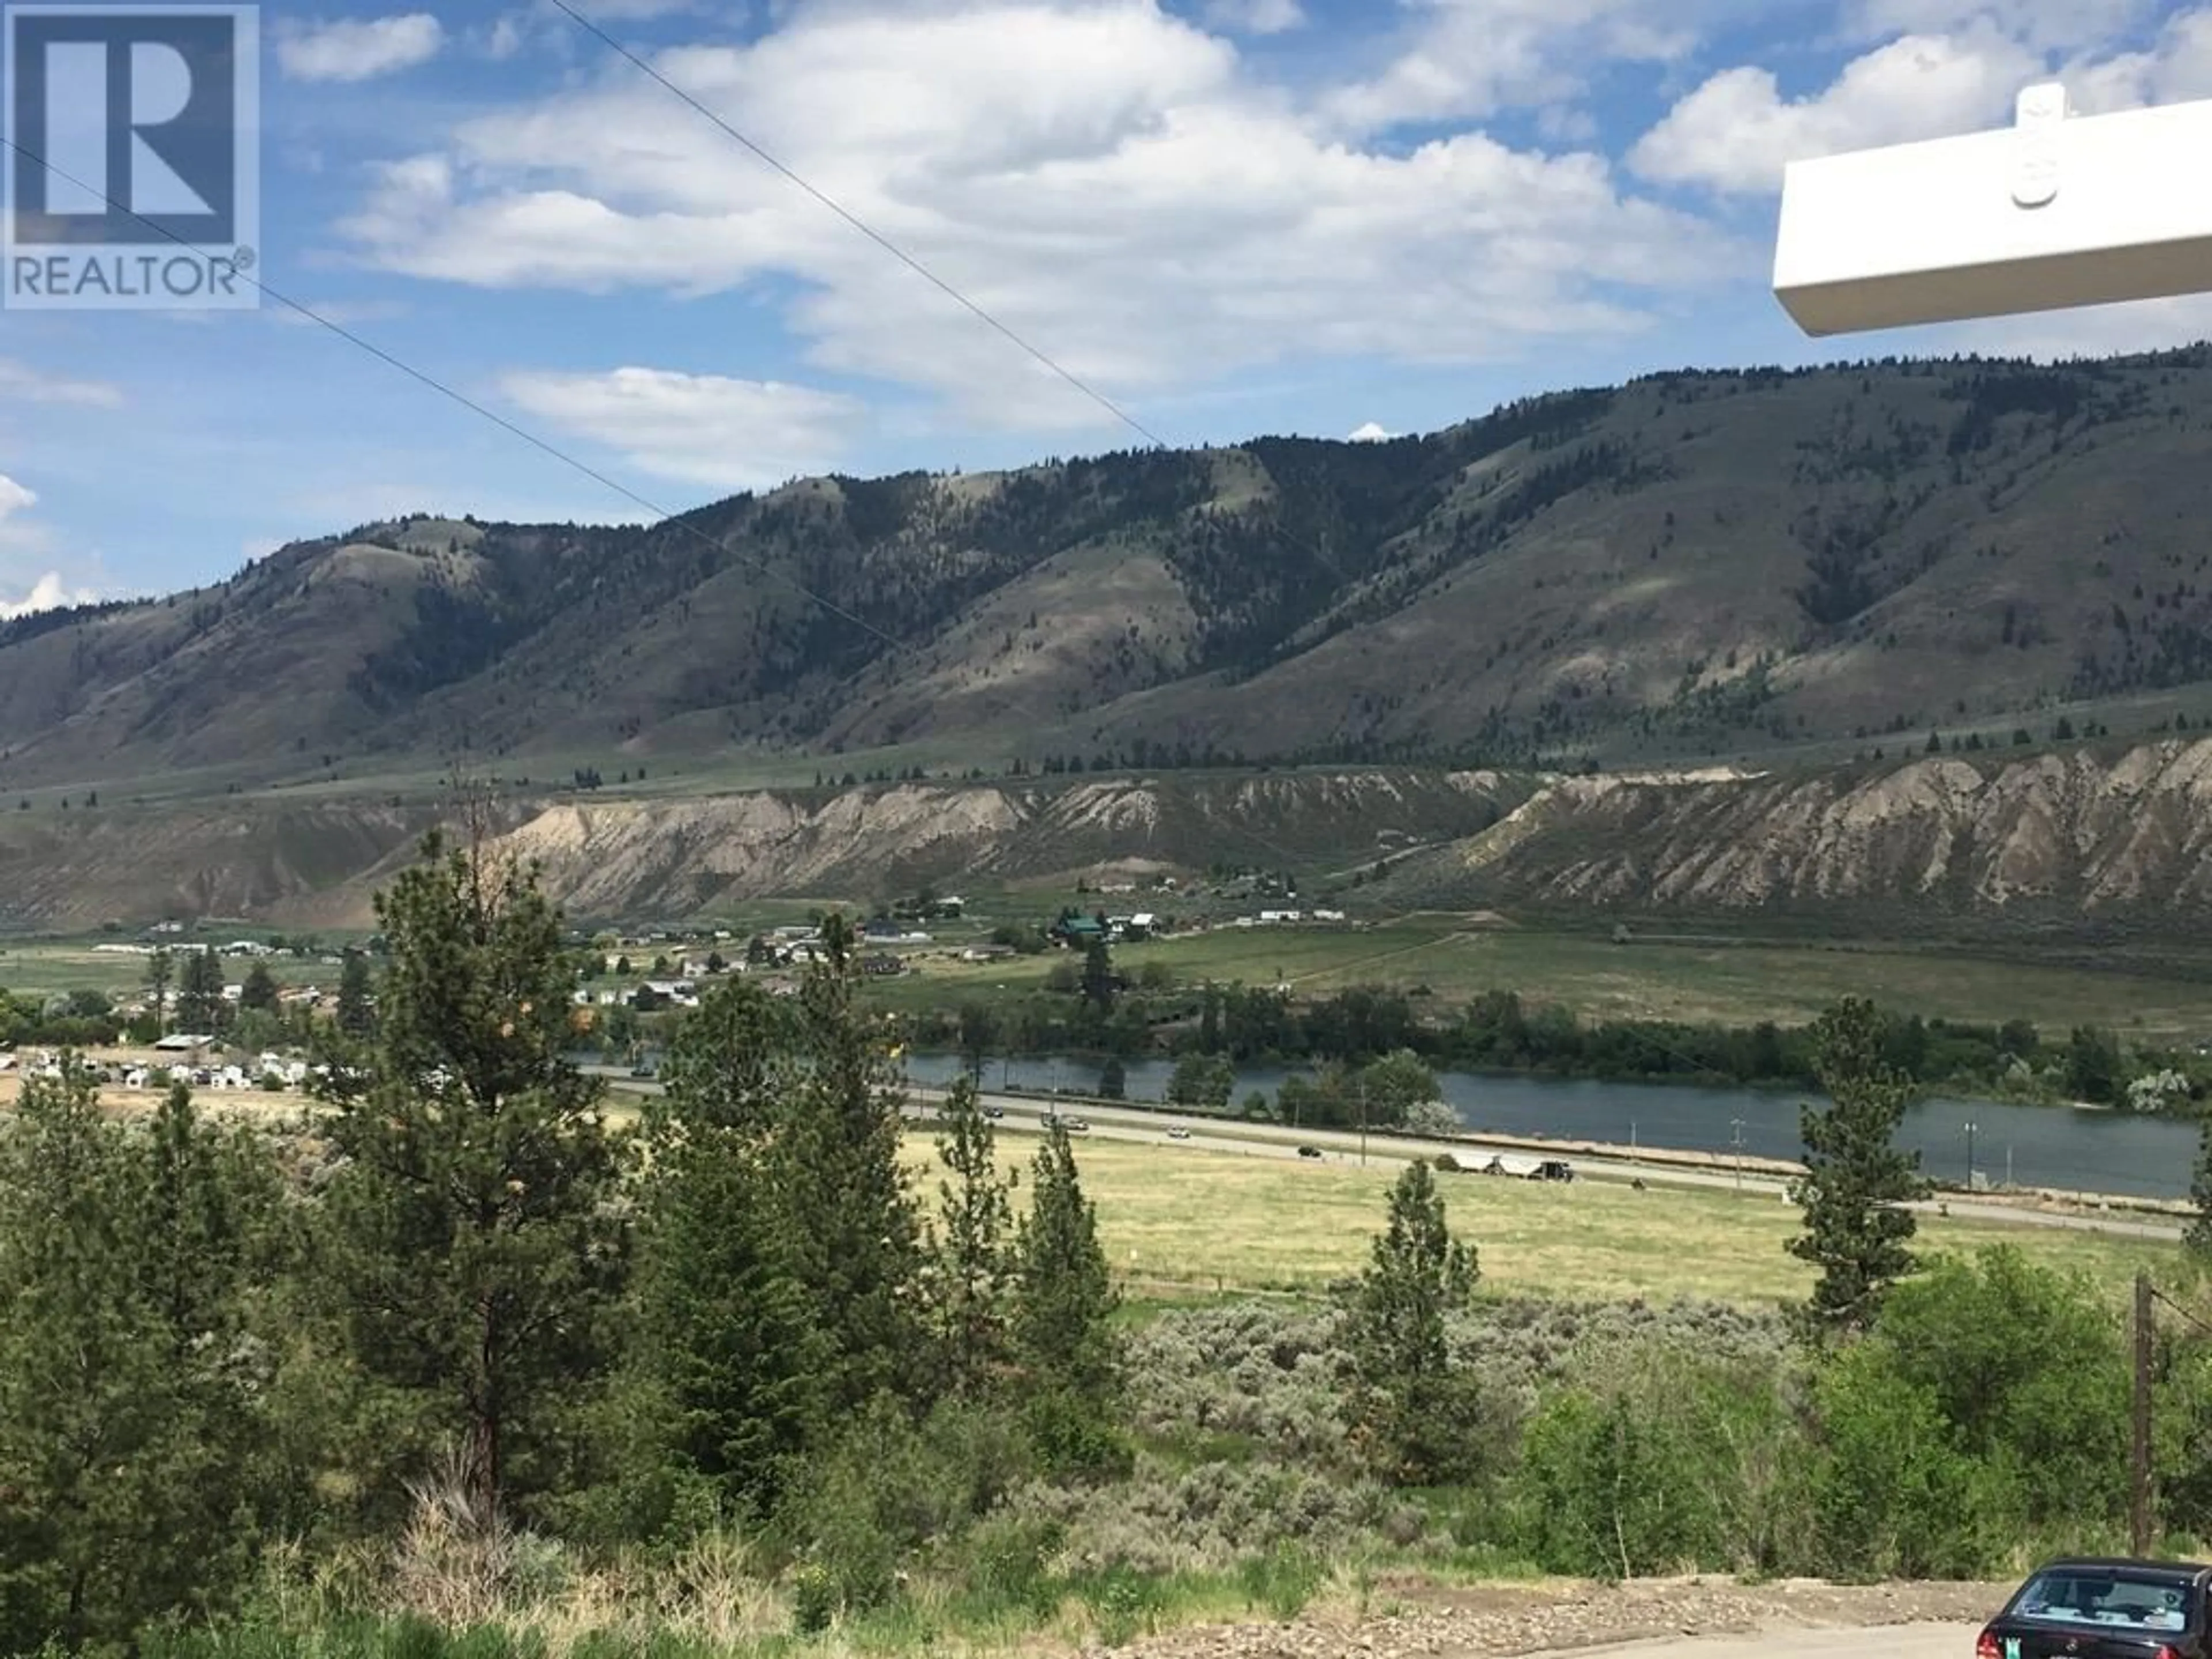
[2014,1573,2192,1631]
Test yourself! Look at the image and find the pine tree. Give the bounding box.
[927,1070,1016,1396]
[335,950,375,1039]
[1339,1159,1479,1483]
[240,961,278,1014]
[312,828,630,1525]
[1081,939,1115,1011]
[768,914,925,1418]
[174,946,225,1033]
[143,945,173,1035]
[1011,1120,1119,1414]
[635,977,825,1515]
[1788,997,1930,1336]
[0,1067,285,1652]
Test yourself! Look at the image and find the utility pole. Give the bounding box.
[1731,1118,1745,1192]
[1964,1119,1978,1189]
[2134,1271,2154,1555]
[1358,1077,1367,1168]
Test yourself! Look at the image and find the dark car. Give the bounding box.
[1979,1558,2212,1659]
[1297,1145,1323,1158]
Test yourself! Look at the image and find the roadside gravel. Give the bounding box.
[1119,1575,2009,1659]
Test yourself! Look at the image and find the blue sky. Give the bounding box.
[5,0,2212,611]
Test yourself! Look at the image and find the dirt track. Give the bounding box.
[1128,1576,2001,1659]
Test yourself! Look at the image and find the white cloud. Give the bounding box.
[1202,0,1305,33]
[499,367,872,490]
[1633,6,2212,196]
[0,475,101,616]
[1631,26,2039,193]
[0,571,103,619]
[338,1,1731,434]
[276,13,444,82]
[1323,0,1705,133]
[1842,0,2152,55]
[0,359,124,408]
[1347,420,1394,441]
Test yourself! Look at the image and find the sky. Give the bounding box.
[6,0,2212,611]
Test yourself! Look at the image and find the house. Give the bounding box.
[1055,916,1108,946]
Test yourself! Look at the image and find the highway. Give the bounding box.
[585,1068,2184,1244]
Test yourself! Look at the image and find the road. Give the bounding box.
[1591,1629,1978,1659]
[586,1067,2183,1243]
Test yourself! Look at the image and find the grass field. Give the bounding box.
[916,1131,2177,1306]
[865,918,2212,1037]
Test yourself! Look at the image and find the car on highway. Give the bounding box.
[1297,1145,1323,1158]
[983,1105,1004,1119]
[1066,1118,1090,1133]
[1166,1126,1192,1140]
[1978,1558,2212,1659]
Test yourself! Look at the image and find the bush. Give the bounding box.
[1801,1339,2017,1580]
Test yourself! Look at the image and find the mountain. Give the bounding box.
[14,344,2212,796]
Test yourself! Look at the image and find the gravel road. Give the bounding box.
[1118,1576,2005,1659]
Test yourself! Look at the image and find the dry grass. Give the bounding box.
[916,1132,2179,1306]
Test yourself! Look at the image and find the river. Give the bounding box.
[897,1052,2199,1201]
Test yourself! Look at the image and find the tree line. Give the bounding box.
[908,977,2208,1112]
[0,833,1120,1655]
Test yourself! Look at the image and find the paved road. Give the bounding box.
[586,1067,2182,1243]
[1589,1628,1978,1659]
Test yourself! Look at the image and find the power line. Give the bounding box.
[545,0,1377,599]
[0,136,909,658]
[544,0,1172,453]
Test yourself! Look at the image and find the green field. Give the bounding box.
[867,916,2212,1038]
[920,1131,2175,1306]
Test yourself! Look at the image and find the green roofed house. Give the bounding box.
[1054,915,1108,946]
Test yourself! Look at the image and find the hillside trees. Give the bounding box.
[1788,997,1930,1336]
[309,828,630,1527]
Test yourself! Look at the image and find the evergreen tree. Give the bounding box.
[0,1068,286,1652]
[1010,1120,1119,1415]
[312,829,630,1526]
[1081,940,1115,1012]
[633,977,824,1517]
[927,1071,1016,1396]
[1339,1159,1479,1483]
[174,946,225,1033]
[240,960,279,1014]
[335,950,374,1039]
[768,914,925,1418]
[143,945,173,1035]
[1788,997,1930,1337]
